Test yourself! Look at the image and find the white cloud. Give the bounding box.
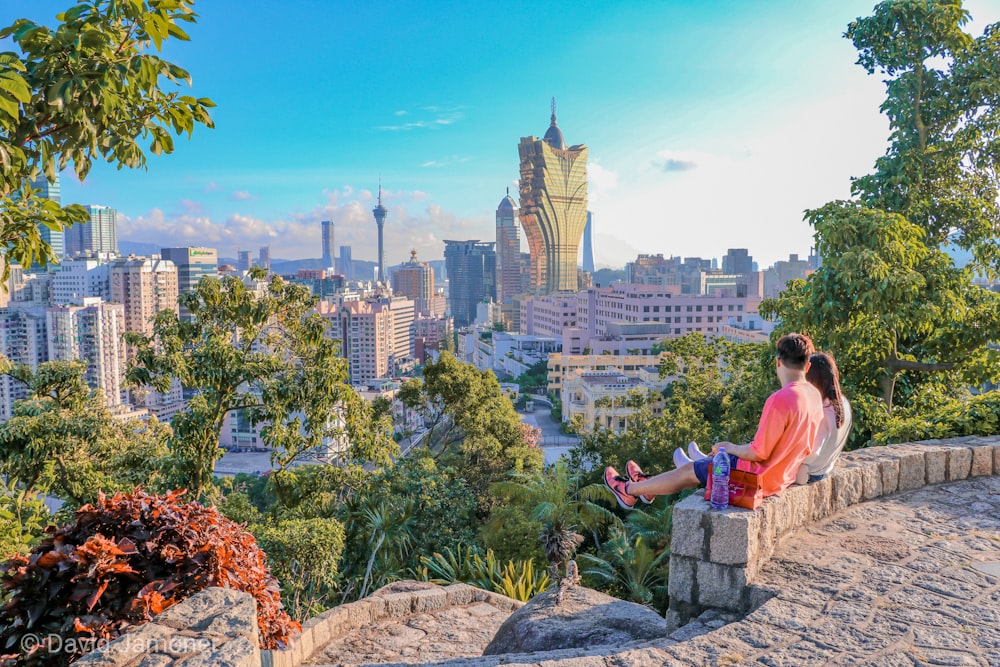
[203,181,221,192]
[231,190,258,201]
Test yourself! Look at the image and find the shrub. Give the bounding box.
[252,517,345,621]
[0,489,299,667]
[417,544,549,602]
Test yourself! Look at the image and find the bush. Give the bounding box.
[252,517,345,621]
[874,391,1000,445]
[417,544,549,602]
[0,489,299,667]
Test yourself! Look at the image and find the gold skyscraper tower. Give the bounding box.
[518,100,588,294]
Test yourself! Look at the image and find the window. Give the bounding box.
[686,306,693,312]
[696,317,702,323]
[696,305,702,312]
[686,317,693,323]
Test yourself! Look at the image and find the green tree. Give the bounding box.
[764,0,1000,430]
[125,269,392,499]
[0,0,214,275]
[398,352,543,508]
[0,361,170,507]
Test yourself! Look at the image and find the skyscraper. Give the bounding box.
[338,245,353,278]
[47,300,127,408]
[161,247,218,320]
[258,246,271,271]
[237,250,251,272]
[518,100,589,294]
[392,249,434,314]
[321,220,335,269]
[28,174,63,271]
[373,184,388,283]
[583,211,595,273]
[444,240,496,328]
[66,205,118,256]
[722,248,753,275]
[495,190,521,329]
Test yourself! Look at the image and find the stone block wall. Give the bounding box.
[666,435,1000,629]
[75,587,260,667]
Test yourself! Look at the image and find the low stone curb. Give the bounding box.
[262,583,522,667]
[666,435,1000,627]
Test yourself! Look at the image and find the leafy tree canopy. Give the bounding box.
[0,0,214,276]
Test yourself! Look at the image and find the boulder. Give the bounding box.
[482,586,666,655]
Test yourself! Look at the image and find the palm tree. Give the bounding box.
[353,496,416,599]
[579,524,669,609]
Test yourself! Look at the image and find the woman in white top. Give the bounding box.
[797,351,852,484]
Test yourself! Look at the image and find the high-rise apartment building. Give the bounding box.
[443,240,496,328]
[373,186,388,283]
[28,174,63,271]
[108,256,178,347]
[65,205,118,256]
[391,250,434,314]
[237,250,251,272]
[161,247,218,320]
[0,306,49,420]
[336,300,393,385]
[258,246,271,271]
[51,256,111,305]
[518,101,588,294]
[47,299,127,408]
[583,211,595,273]
[321,220,335,270]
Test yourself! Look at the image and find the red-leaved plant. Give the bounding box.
[0,489,300,666]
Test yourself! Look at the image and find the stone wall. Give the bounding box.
[666,435,1000,628]
[76,587,260,667]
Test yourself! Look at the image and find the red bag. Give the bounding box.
[704,469,764,510]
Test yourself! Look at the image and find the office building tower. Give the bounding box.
[47,299,127,408]
[66,205,118,256]
[258,246,271,271]
[161,247,218,320]
[582,211,595,273]
[495,190,521,327]
[722,248,753,276]
[372,185,387,283]
[338,245,353,279]
[518,100,588,294]
[443,240,496,328]
[237,250,251,272]
[392,250,434,314]
[321,220,335,270]
[28,174,63,271]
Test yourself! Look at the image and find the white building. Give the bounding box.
[47,298,127,408]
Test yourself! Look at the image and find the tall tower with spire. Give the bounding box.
[372,182,388,283]
[495,188,521,328]
[518,98,589,293]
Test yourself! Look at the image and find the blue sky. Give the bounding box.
[5,1,1000,269]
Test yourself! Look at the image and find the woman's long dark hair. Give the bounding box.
[806,352,844,428]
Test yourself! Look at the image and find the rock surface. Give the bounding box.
[481,585,666,655]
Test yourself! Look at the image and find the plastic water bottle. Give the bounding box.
[710,447,730,510]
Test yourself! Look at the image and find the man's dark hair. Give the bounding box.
[776,333,815,370]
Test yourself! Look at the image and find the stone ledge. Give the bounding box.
[665,435,1000,627]
[261,582,522,667]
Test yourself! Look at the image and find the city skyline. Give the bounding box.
[5,1,1000,269]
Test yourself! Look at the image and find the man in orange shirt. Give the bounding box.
[605,333,824,509]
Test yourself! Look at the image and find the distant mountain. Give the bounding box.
[119,241,162,257]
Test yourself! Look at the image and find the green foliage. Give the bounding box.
[417,545,550,602]
[401,352,543,511]
[514,359,549,394]
[0,0,214,278]
[252,517,346,621]
[125,269,394,499]
[579,528,669,611]
[0,478,48,559]
[0,489,298,665]
[0,361,170,507]
[874,390,1000,444]
[217,491,263,526]
[486,460,615,579]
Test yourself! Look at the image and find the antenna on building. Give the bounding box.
[378,174,382,206]
[550,97,557,124]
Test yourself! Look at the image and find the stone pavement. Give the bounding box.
[308,474,1000,666]
[305,597,513,666]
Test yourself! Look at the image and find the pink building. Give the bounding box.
[336,301,394,385]
[519,294,578,338]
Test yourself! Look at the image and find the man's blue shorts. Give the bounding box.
[692,453,741,486]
